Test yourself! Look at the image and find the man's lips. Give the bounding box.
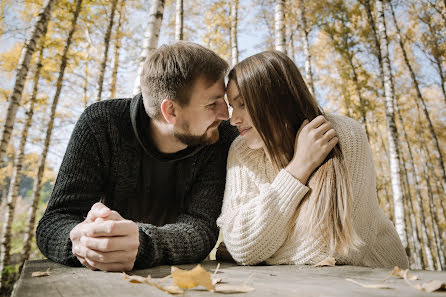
[238,127,251,136]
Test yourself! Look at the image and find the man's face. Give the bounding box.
[174,76,229,146]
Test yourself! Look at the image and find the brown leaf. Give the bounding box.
[123,273,149,283]
[402,270,446,293]
[391,266,418,280]
[171,264,213,291]
[214,283,255,293]
[313,256,336,267]
[31,269,51,277]
[346,278,393,289]
[123,273,184,294]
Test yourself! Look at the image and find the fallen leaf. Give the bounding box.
[402,270,446,292]
[32,269,51,277]
[314,257,336,267]
[214,283,255,293]
[391,266,418,280]
[346,278,393,289]
[212,276,223,286]
[123,273,149,283]
[123,273,184,294]
[171,264,213,291]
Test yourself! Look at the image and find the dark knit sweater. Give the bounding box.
[36,94,238,269]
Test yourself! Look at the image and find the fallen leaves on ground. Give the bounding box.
[123,264,255,295]
[313,257,336,267]
[402,269,446,293]
[346,278,393,289]
[391,266,418,280]
[31,268,51,277]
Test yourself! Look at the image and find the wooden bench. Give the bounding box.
[12,259,446,296]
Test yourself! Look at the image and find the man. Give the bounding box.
[36,42,238,272]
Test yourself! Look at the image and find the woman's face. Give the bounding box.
[226,80,264,149]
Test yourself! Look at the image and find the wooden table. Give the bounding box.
[12,259,446,296]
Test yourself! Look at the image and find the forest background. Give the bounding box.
[0,0,445,296]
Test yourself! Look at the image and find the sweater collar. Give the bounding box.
[130,93,204,162]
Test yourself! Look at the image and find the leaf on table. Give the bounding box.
[214,283,255,293]
[402,270,446,292]
[123,273,184,294]
[123,273,149,283]
[171,264,214,291]
[391,266,418,280]
[212,276,223,285]
[313,256,336,267]
[31,269,51,277]
[346,278,393,289]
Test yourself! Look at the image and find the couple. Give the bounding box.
[36,42,408,271]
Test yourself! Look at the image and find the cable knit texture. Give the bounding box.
[36,96,238,269]
[217,114,409,268]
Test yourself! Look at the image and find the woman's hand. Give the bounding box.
[285,115,338,184]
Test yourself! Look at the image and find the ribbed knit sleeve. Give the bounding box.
[36,104,109,266]
[217,137,309,265]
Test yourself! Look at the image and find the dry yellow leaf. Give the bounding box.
[402,270,446,293]
[346,278,393,289]
[31,269,51,277]
[123,273,184,294]
[313,256,336,267]
[171,264,214,291]
[391,266,418,280]
[214,283,255,293]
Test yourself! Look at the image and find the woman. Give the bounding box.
[216,51,408,268]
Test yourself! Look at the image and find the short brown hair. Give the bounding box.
[141,42,229,118]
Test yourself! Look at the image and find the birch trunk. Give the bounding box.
[297,0,314,96]
[175,0,183,41]
[390,2,446,195]
[0,45,45,289]
[376,0,407,249]
[274,0,286,53]
[96,0,118,102]
[133,0,165,95]
[20,0,83,267]
[230,0,239,67]
[0,0,55,162]
[110,0,124,98]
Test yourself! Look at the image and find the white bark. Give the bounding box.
[230,0,239,66]
[297,0,314,96]
[133,0,165,95]
[274,0,286,53]
[20,0,83,266]
[376,0,407,249]
[110,0,124,99]
[0,0,55,162]
[175,0,183,41]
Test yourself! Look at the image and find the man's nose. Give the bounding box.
[215,99,229,121]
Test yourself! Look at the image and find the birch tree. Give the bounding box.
[133,0,165,95]
[110,0,125,98]
[175,0,183,41]
[20,0,84,266]
[297,0,315,95]
[96,0,119,102]
[0,0,55,162]
[375,0,407,249]
[274,0,286,53]
[230,0,239,66]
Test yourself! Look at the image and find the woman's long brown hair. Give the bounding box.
[228,51,362,256]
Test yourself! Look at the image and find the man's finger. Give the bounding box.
[81,234,139,252]
[76,246,133,264]
[84,258,133,272]
[86,220,137,237]
[86,203,111,222]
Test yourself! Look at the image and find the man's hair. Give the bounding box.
[140,42,229,119]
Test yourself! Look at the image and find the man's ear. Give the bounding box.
[160,99,177,124]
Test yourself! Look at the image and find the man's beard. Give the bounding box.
[174,121,220,147]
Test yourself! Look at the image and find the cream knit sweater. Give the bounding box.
[217,114,409,268]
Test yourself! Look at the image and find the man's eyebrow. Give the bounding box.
[208,94,224,101]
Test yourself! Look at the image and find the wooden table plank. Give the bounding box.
[12,259,446,297]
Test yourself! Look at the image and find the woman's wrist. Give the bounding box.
[285,162,312,185]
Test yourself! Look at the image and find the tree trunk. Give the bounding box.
[133,0,165,95]
[230,0,238,67]
[390,2,446,195]
[110,0,124,99]
[96,0,118,102]
[274,0,286,53]
[20,0,83,267]
[175,0,183,41]
[376,0,407,250]
[0,0,55,162]
[297,0,314,96]
[0,46,45,290]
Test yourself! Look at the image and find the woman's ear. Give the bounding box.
[160,99,177,124]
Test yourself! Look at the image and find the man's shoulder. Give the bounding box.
[80,98,132,126]
[217,120,239,147]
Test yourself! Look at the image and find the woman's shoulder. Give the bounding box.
[325,114,368,146]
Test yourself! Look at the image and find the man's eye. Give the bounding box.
[207,103,217,109]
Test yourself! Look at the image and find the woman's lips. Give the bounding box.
[239,127,251,136]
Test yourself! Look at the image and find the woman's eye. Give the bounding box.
[239,101,245,107]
